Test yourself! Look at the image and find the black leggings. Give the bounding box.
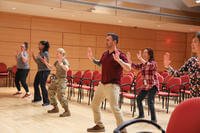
[15,69,30,93]
[137,86,158,121]
[33,70,50,103]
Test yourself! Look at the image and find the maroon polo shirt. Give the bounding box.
[100,50,128,85]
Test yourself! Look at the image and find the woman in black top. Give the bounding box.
[32,40,50,106]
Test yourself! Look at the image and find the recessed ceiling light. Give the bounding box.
[195,0,200,4]
[12,7,16,10]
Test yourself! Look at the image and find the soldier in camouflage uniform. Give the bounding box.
[42,48,71,117]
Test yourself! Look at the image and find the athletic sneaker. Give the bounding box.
[87,125,105,132]
[22,93,31,98]
[13,92,22,95]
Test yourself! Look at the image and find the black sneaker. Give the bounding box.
[87,125,105,132]
[32,100,42,103]
[42,103,50,106]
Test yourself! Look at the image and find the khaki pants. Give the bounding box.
[91,83,124,127]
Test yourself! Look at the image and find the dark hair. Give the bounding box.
[145,48,154,62]
[195,32,200,42]
[24,42,28,50]
[40,40,50,52]
[107,32,119,44]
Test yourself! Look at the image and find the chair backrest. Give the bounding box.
[92,70,100,80]
[0,63,8,73]
[135,78,144,94]
[120,75,134,92]
[161,71,169,79]
[164,75,173,83]
[180,74,190,90]
[66,69,73,82]
[93,73,101,86]
[166,77,181,93]
[157,73,164,90]
[12,65,17,75]
[73,71,82,84]
[124,72,135,78]
[82,70,92,85]
[166,98,200,133]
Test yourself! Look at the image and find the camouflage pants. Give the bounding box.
[48,78,68,109]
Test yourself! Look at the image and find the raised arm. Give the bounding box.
[164,52,190,76]
[137,50,147,64]
[87,47,101,66]
[113,50,131,72]
[126,51,143,70]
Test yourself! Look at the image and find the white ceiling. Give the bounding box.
[0,0,200,33]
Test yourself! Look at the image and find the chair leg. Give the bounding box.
[162,97,164,109]
[88,90,91,105]
[167,96,170,113]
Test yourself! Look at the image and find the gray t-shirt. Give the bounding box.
[17,51,29,69]
[54,59,70,78]
[35,51,50,71]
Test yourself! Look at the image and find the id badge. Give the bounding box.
[143,79,147,86]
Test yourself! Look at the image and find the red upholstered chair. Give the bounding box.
[157,73,164,90]
[71,70,82,98]
[157,77,182,113]
[92,70,100,79]
[78,70,93,104]
[161,71,169,79]
[180,75,191,100]
[119,75,135,116]
[114,98,200,133]
[66,69,73,99]
[10,65,17,87]
[0,63,9,87]
[166,98,200,133]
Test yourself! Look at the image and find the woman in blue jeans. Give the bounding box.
[32,40,50,106]
[127,48,159,123]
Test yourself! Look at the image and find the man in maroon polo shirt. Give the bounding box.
[87,33,131,133]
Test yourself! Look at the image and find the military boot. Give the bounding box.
[59,106,71,117]
[47,105,59,113]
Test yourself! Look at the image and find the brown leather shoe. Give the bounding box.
[13,92,22,96]
[47,106,59,113]
[59,110,71,117]
[87,125,105,132]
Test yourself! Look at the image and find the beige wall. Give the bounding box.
[0,12,189,84]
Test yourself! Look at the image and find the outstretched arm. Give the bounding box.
[87,47,101,66]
